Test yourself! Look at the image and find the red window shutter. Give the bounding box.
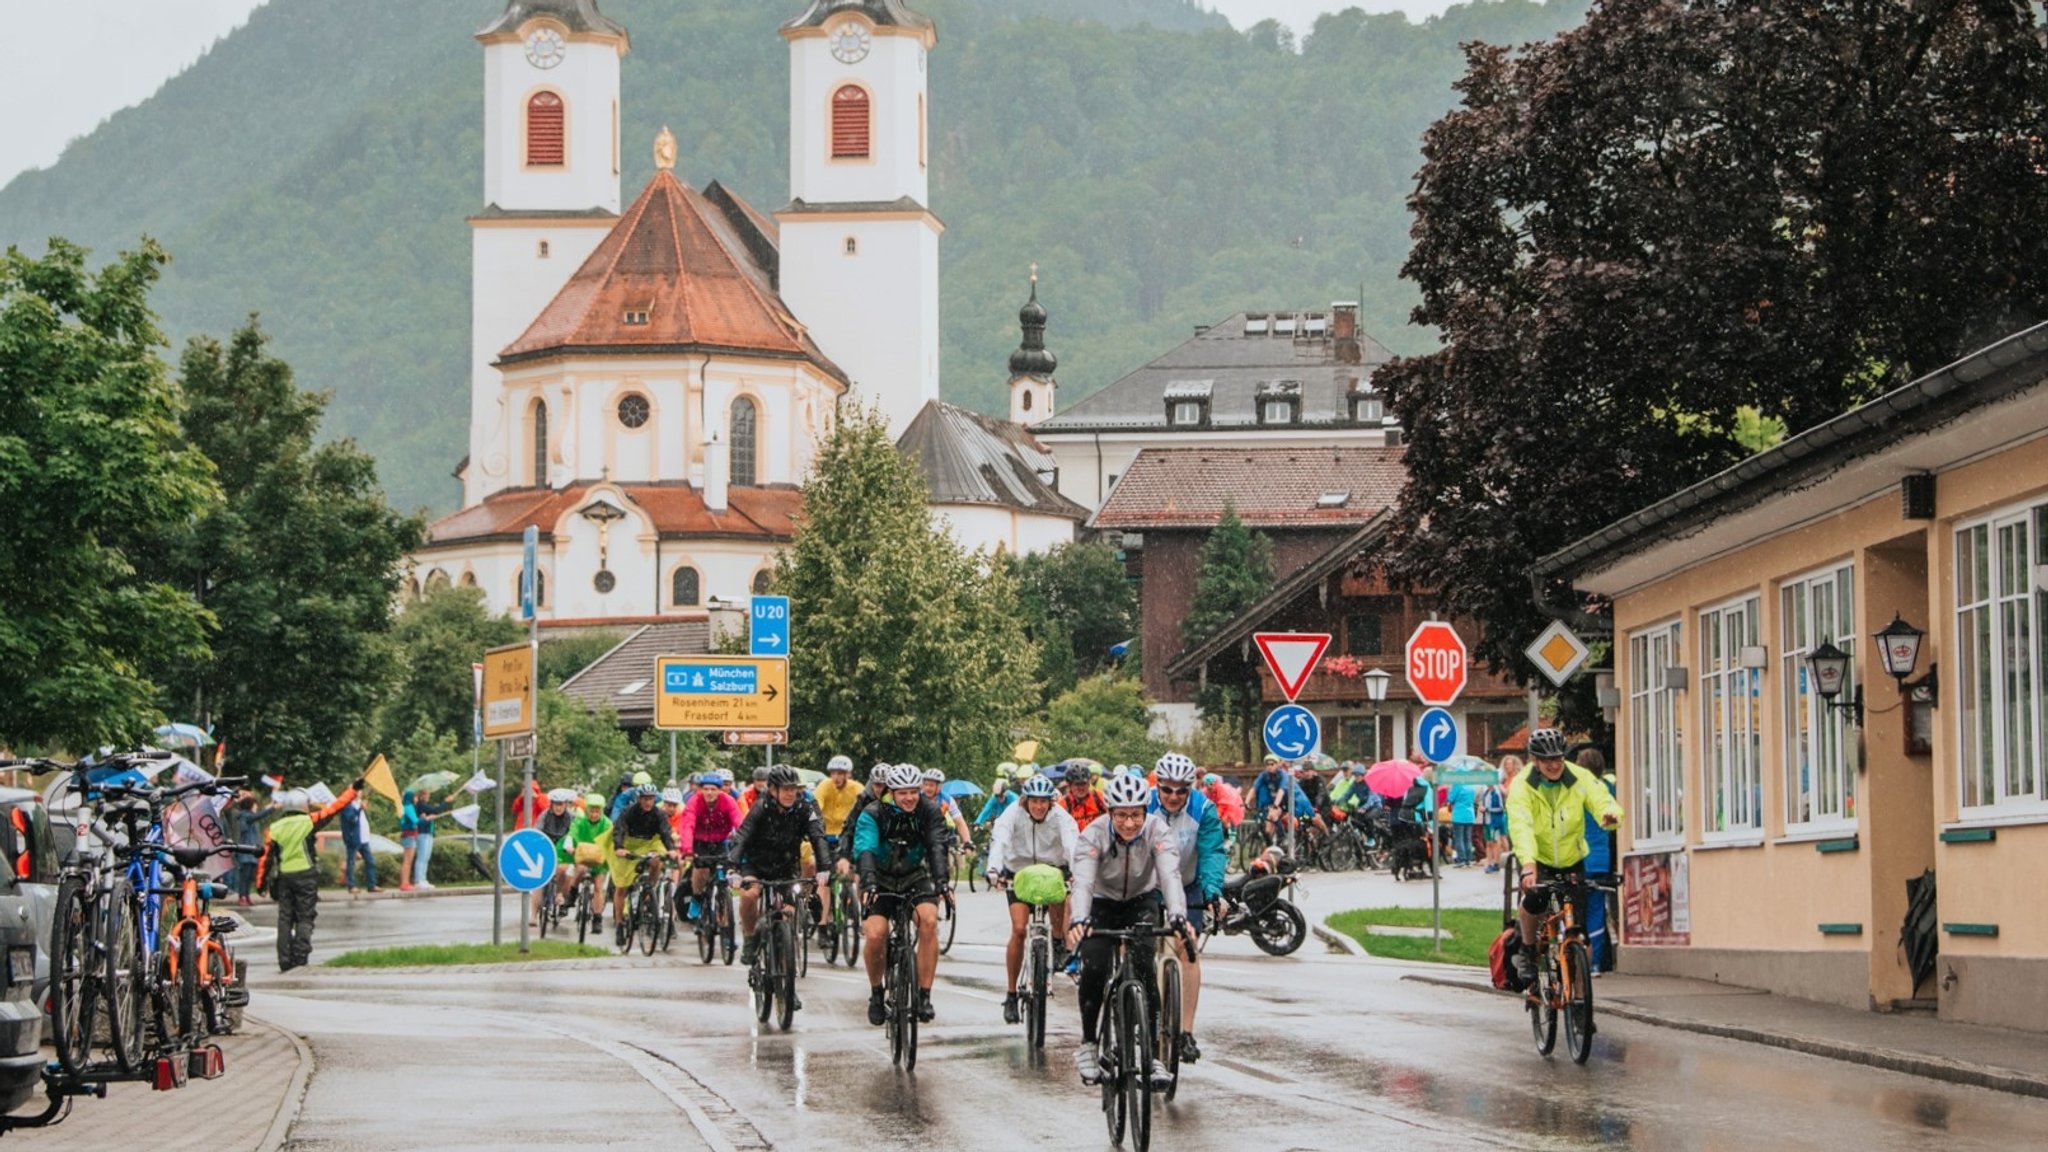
[527,92,565,167]
[832,86,870,159]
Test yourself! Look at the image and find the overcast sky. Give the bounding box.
[0,0,1458,189]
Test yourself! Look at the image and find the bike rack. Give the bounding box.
[1,1043,230,1131]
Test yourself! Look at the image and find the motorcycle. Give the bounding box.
[1203,847,1307,956]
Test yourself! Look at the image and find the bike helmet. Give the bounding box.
[660,787,684,805]
[1154,752,1198,784]
[826,755,853,774]
[996,761,1018,779]
[1528,728,1569,760]
[883,763,925,791]
[752,766,770,783]
[632,770,654,786]
[1020,775,1057,799]
[1089,763,1106,778]
[546,787,577,803]
[635,782,659,798]
[766,765,801,789]
[1102,774,1151,810]
[922,767,945,784]
[584,793,608,811]
[1202,773,1220,786]
[869,762,891,783]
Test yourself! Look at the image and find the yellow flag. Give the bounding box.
[362,755,401,806]
[1013,740,1040,764]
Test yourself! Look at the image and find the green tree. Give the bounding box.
[1180,501,1275,757]
[1035,673,1163,768]
[374,585,522,754]
[540,630,625,689]
[1012,540,1137,700]
[1381,0,2048,673]
[536,688,640,795]
[774,406,1037,777]
[0,239,217,751]
[148,318,424,778]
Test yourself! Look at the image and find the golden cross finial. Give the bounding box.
[654,126,677,171]
[1030,261,1039,284]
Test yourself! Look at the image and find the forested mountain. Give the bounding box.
[0,0,1587,513]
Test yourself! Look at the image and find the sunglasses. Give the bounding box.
[1157,785,1191,796]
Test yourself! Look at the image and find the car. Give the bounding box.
[0,790,52,1113]
[0,790,60,1015]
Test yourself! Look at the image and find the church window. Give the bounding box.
[425,569,450,592]
[526,92,566,167]
[752,570,773,596]
[672,567,701,607]
[617,394,650,429]
[730,396,759,487]
[459,571,478,588]
[832,86,871,159]
[405,576,421,602]
[516,567,547,608]
[844,236,858,256]
[1020,390,1033,413]
[537,240,551,259]
[531,399,549,486]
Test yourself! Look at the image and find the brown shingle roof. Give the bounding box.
[424,483,803,547]
[557,622,712,727]
[499,170,845,383]
[1089,446,1406,531]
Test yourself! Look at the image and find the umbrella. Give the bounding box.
[154,722,216,747]
[940,779,984,800]
[1309,752,1338,771]
[405,771,459,796]
[795,768,824,786]
[1363,759,1425,801]
[1440,755,1499,784]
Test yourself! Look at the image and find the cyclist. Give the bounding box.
[533,788,578,926]
[1059,763,1107,830]
[558,792,613,932]
[985,773,1079,1024]
[813,755,862,849]
[1202,772,1245,830]
[1067,773,1190,1086]
[729,766,832,977]
[1507,728,1623,985]
[677,770,743,921]
[976,775,1016,829]
[610,770,656,822]
[610,782,678,944]
[739,766,771,814]
[1149,752,1224,1064]
[1253,757,1316,848]
[855,763,950,1026]
[920,768,974,847]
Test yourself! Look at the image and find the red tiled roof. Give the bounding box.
[499,170,844,383]
[424,484,804,546]
[1089,446,1406,530]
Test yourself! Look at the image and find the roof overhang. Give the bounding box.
[1165,514,1391,681]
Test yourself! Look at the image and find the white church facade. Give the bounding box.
[411,0,1078,624]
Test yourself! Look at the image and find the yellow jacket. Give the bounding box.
[1506,763,1622,870]
[813,777,863,837]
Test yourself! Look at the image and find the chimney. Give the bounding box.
[1332,302,1361,365]
[704,430,728,514]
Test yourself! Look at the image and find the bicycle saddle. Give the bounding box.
[170,845,216,868]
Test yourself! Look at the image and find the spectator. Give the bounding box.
[413,789,455,889]
[224,791,267,906]
[259,779,363,971]
[338,789,378,895]
[1450,776,1481,867]
[397,789,422,892]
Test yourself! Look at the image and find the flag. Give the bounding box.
[464,770,495,795]
[1013,740,1040,764]
[362,754,402,806]
[449,804,482,832]
[306,782,337,808]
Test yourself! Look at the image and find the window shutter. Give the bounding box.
[527,92,566,167]
[832,86,871,159]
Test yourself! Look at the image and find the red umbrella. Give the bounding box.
[1363,760,1425,801]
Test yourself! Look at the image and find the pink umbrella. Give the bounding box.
[1363,760,1425,801]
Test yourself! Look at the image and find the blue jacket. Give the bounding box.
[974,790,1015,826]
[1252,770,1313,819]
[1149,789,1227,900]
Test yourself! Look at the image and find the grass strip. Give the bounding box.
[325,940,613,967]
[1325,906,1502,967]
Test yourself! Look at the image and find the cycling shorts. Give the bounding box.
[865,875,938,920]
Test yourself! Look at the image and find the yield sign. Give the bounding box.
[1254,632,1331,702]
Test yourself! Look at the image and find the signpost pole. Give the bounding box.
[520,605,538,955]
[492,740,505,947]
[668,731,678,788]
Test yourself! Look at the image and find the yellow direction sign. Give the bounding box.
[655,656,789,731]
[481,642,536,740]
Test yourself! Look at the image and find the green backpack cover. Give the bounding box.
[1013,863,1068,907]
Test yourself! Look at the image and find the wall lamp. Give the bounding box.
[1874,613,1939,708]
[1807,641,1862,726]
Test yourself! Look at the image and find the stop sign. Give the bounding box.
[1405,621,1469,707]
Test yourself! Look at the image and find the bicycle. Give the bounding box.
[622,853,671,956]
[1086,922,1185,1152]
[819,869,860,967]
[745,879,804,1032]
[572,868,601,945]
[963,827,992,893]
[693,847,736,966]
[1523,870,1617,1064]
[154,841,253,1043]
[1156,937,1188,1101]
[998,877,1056,1052]
[879,895,922,1070]
[41,761,139,1076]
[937,885,958,956]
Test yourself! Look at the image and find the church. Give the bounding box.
[409,0,1082,624]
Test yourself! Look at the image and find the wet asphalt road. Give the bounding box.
[240,889,2048,1151]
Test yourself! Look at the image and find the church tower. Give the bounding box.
[1009,266,1057,426]
[465,0,627,504]
[777,0,942,438]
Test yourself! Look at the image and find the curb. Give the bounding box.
[1403,974,2048,1101]
[250,1013,314,1152]
[1310,920,1365,957]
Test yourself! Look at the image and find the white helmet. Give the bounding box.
[1020,775,1058,799]
[1154,752,1198,784]
[922,767,945,784]
[660,787,685,805]
[546,787,577,803]
[826,755,854,774]
[884,763,925,791]
[1103,774,1152,809]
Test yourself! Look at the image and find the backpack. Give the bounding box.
[1489,924,1529,992]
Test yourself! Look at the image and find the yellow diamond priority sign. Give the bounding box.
[1526,620,1591,688]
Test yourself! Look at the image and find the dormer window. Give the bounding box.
[1163,380,1213,427]
[1255,380,1302,426]
[1352,395,1383,423]
[623,309,650,326]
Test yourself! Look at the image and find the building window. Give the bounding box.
[1353,396,1383,423]
[1260,399,1297,426]
[1781,563,1856,828]
[537,239,551,259]
[1956,503,2047,813]
[515,567,547,609]
[1171,401,1203,426]
[622,309,650,326]
[752,569,773,595]
[844,236,858,256]
[526,92,566,167]
[459,571,477,588]
[1020,390,1033,413]
[424,569,449,592]
[730,396,758,487]
[1700,595,1762,837]
[530,399,549,487]
[1629,620,1684,847]
[672,567,701,607]
[832,85,871,159]
[1345,613,1383,657]
[617,394,650,429]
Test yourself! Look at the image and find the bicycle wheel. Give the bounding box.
[1159,955,1182,1102]
[103,881,145,1074]
[842,885,862,966]
[1321,834,1359,873]
[887,940,907,1067]
[656,879,677,953]
[176,922,200,1042]
[896,927,921,1071]
[1562,937,1596,1064]
[753,930,775,1025]
[1101,991,1126,1143]
[537,886,553,939]
[1026,935,1049,1051]
[1123,980,1155,1152]
[820,883,841,966]
[576,884,591,945]
[1530,947,1559,1056]
[696,892,717,964]
[939,894,957,956]
[203,942,231,1035]
[49,877,94,1076]
[639,882,660,957]
[776,920,797,1032]
[796,897,811,979]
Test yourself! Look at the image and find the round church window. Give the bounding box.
[617,394,651,429]
[594,570,617,594]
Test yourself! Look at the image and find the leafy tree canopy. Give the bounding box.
[1181,501,1275,649]
[1011,540,1137,700]
[0,239,217,751]
[1380,0,2048,674]
[373,584,523,755]
[1034,673,1164,768]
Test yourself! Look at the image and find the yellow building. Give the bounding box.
[1535,322,2048,1031]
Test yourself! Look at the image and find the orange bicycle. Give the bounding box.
[1523,871,1615,1064]
[155,843,258,1043]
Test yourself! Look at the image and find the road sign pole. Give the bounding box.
[520,606,538,955]
[492,740,505,947]
[519,748,534,955]
[668,731,677,787]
